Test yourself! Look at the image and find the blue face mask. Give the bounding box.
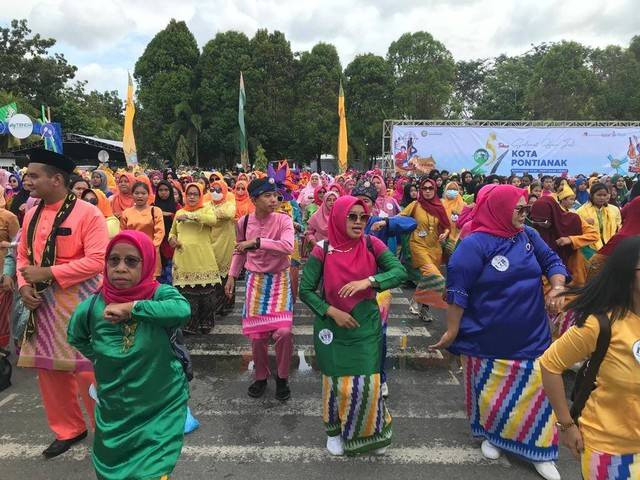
[445,189,459,199]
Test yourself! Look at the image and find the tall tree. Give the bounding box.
[291,43,342,169]
[526,41,598,120]
[451,59,489,118]
[386,32,456,119]
[197,31,253,168]
[590,45,640,120]
[170,101,202,165]
[344,53,394,162]
[0,19,76,107]
[134,19,199,163]
[247,29,297,160]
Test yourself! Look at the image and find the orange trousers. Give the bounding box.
[37,369,96,440]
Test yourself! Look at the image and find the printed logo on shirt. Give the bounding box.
[632,340,640,365]
[525,243,532,252]
[491,255,510,272]
[318,329,333,345]
[386,202,394,211]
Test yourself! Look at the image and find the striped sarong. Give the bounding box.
[242,270,293,337]
[322,373,392,456]
[464,355,558,462]
[18,276,101,372]
[582,449,640,479]
[413,263,447,309]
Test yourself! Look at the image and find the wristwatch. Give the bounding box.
[368,276,378,288]
[555,420,576,432]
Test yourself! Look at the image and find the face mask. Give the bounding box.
[211,192,223,202]
[445,190,459,199]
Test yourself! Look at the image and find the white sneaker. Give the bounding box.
[326,435,344,456]
[373,446,387,455]
[533,461,561,480]
[480,440,501,460]
[381,382,389,398]
[409,299,420,315]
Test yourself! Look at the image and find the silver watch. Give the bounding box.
[368,276,377,288]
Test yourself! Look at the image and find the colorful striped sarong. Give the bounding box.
[582,449,640,479]
[413,263,447,309]
[464,355,558,462]
[242,270,293,337]
[322,373,392,456]
[17,277,101,372]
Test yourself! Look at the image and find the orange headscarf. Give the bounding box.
[110,173,136,215]
[135,175,155,204]
[182,183,204,212]
[92,189,113,218]
[234,180,255,219]
[210,180,229,205]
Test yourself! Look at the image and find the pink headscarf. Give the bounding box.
[311,195,385,313]
[328,182,344,197]
[457,184,494,240]
[372,174,400,217]
[306,191,338,243]
[471,185,528,238]
[102,231,160,305]
[393,177,408,203]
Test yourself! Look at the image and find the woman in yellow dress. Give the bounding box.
[169,183,221,334]
[576,183,621,256]
[400,177,450,322]
[210,179,237,316]
[120,181,164,277]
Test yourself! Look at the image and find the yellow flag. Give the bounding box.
[123,73,138,166]
[337,81,348,173]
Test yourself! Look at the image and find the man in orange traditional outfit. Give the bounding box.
[17,150,108,458]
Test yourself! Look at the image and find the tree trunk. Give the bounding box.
[316,152,322,173]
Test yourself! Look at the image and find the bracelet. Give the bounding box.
[255,237,261,249]
[555,420,576,432]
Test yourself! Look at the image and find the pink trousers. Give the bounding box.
[251,327,293,380]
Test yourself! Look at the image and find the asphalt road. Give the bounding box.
[0,285,583,480]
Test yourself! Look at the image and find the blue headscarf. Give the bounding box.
[575,178,590,205]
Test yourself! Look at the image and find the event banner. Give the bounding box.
[391,125,640,176]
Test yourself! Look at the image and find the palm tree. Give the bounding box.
[170,101,202,166]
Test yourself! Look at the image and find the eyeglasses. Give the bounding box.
[514,205,531,216]
[107,255,142,268]
[421,186,435,191]
[347,213,370,223]
[212,187,223,193]
[186,192,200,198]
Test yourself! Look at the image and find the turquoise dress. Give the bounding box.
[67,284,190,480]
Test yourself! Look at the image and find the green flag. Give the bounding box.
[0,102,17,122]
[238,72,249,170]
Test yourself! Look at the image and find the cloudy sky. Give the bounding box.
[2,0,638,99]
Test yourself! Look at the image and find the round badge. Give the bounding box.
[386,202,393,211]
[364,181,371,188]
[632,340,640,365]
[491,255,510,272]
[268,178,275,184]
[318,329,333,345]
[526,243,532,252]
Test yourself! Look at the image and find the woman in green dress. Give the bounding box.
[67,230,190,480]
[299,195,407,456]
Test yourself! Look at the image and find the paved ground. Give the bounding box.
[0,285,583,480]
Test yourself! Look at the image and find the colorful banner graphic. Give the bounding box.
[391,126,640,176]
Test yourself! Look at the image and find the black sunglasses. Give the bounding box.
[107,255,142,269]
[347,213,370,223]
[514,205,532,215]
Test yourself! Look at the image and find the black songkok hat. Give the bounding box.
[351,180,379,203]
[27,149,76,174]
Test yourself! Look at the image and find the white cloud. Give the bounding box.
[1,0,637,95]
[75,63,129,99]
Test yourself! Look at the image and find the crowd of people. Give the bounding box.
[0,150,638,480]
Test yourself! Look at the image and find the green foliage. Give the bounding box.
[134,19,199,162]
[253,144,267,171]
[175,134,190,168]
[170,101,201,166]
[387,32,456,119]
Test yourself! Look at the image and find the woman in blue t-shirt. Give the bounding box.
[431,185,569,480]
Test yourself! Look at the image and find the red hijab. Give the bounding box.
[313,195,383,313]
[600,196,640,256]
[313,185,327,206]
[417,178,450,233]
[102,231,160,305]
[471,184,527,238]
[530,196,582,265]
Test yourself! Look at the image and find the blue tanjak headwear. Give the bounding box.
[248,177,277,198]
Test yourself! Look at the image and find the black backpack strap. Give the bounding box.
[570,313,611,422]
[242,214,250,242]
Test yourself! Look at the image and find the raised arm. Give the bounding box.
[132,285,191,328]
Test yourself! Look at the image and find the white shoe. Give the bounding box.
[533,461,561,480]
[409,299,420,315]
[480,440,501,460]
[326,435,344,456]
[381,382,389,398]
[373,446,387,455]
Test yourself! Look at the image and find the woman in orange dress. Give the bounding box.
[120,181,165,277]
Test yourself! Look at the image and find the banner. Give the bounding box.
[391,125,640,176]
[0,102,17,122]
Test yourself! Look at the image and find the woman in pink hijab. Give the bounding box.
[305,191,339,247]
[371,174,400,218]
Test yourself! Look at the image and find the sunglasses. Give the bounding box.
[347,213,371,223]
[107,255,142,269]
[421,186,435,191]
[514,205,532,215]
